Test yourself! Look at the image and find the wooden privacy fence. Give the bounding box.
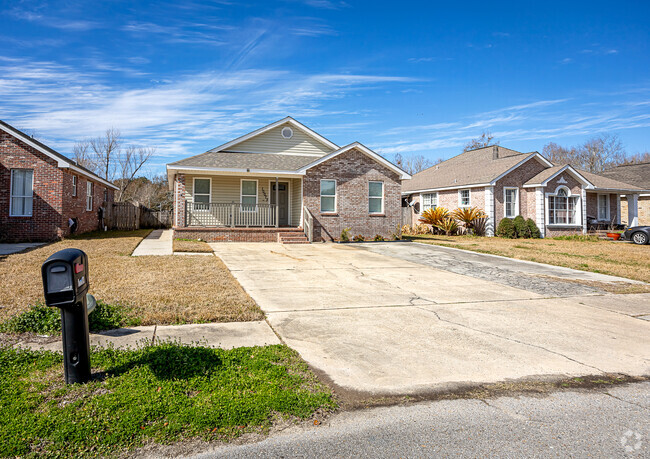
[103,202,172,230]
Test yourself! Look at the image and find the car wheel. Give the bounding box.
[631,232,649,245]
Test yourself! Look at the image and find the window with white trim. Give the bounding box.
[548,187,579,225]
[369,181,384,214]
[86,181,93,211]
[504,187,519,218]
[597,194,610,221]
[320,179,336,213]
[193,178,211,210]
[422,192,438,211]
[241,180,257,211]
[10,169,33,217]
[72,175,77,197]
[459,189,470,207]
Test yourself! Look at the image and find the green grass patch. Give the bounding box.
[552,235,601,242]
[0,302,139,335]
[0,343,335,457]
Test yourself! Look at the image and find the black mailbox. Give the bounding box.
[42,248,92,384]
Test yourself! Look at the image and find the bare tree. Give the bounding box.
[580,133,625,173]
[542,133,627,172]
[463,131,498,152]
[72,140,95,170]
[394,153,434,175]
[90,128,122,181]
[609,151,650,167]
[116,146,155,201]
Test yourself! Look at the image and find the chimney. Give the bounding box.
[492,146,499,160]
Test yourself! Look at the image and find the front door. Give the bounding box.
[271,182,289,226]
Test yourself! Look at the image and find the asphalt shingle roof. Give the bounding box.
[402,146,538,193]
[600,162,650,190]
[168,151,317,171]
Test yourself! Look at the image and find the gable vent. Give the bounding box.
[281,127,293,139]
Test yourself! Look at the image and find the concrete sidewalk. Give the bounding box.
[16,321,281,351]
[131,229,173,256]
[0,242,45,255]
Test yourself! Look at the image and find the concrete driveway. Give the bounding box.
[211,241,650,395]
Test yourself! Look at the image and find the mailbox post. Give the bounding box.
[42,248,92,384]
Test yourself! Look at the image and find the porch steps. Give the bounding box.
[278,231,310,244]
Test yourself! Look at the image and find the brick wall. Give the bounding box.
[174,227,292,242]
[1,131,114,241]
[303,148,402,241]
[173,173,187,227]
[61,170,114,236]
[494,158,547,228]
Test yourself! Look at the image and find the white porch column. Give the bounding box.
[484,186,495,236]
[628,194,639,227]
[536,187,545,238]
[581,187,587,234]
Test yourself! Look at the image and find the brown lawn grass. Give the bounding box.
[173,238,214,253]
[0,230,262,325]
[405,234,650,284]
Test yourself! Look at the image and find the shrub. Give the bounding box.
[434,217,459,236]
[401,224,413,235]
[340,227,351,242]
[472,217,487,236]
[419,207,449,229]
[353,234,365,242]
[513,215,529,238]
[391,226,402,240]
[373,234,384,241]
[497,218,517,238]
[526,218,541,238]
[452,207,488,233]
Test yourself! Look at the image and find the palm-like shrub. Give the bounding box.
[452,207,487,231]
[472,216,488,236]
[419,207,449,228]
[434,217,459,236]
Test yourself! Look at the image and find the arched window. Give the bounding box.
[548,186,579,225]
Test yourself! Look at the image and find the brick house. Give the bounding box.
[1,120,118,242]
[402,145,644,237]
[167,117,410,242]
[600,162,650,226]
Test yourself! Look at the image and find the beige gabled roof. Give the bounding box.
[578,169,643,192]
[523,163,643,192]
[402,146,551,193]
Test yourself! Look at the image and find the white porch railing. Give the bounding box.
[303,206,314,242]
[186,202,278,227]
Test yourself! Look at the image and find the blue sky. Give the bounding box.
[1,0,649,175]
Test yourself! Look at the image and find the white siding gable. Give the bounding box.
[225,123,334,156]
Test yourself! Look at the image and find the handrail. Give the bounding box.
[303,206,314,243]
[186,202,277,227]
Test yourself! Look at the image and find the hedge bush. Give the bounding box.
[526,218,541,238]
[513,215,529,238]
[497,218,517,238]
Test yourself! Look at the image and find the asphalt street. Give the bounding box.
[191,382,649,458]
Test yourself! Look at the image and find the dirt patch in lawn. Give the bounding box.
[405,235,650,283]
[173,238,214,253]
[0,230,262,325]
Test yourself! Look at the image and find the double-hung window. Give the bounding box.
[72,175,77,197]
[320,180,336,213]
[369,181,384,214]
[504,187,519,218]
[597,194,609,221]
[422,193,438,211]
[548,187,579,225]
[459,189,470,207]
[241,180,257,211]
[10,169,33,217]
[86,181,93,211]
[193,178,211,210]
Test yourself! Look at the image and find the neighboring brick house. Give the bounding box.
[0,120,117,242]
[167,117,409,242]
[402,145,643,237]
[600,162,650,226]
